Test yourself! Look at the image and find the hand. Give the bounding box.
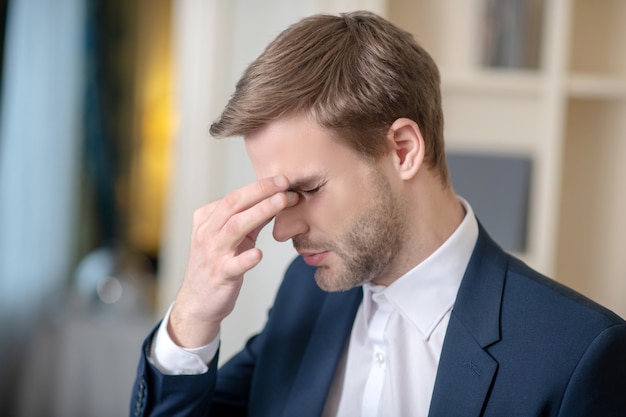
[168,176,299,348]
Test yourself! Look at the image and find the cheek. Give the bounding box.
[299,197,340,236]
[311,188,367,232]
[334,178,373,211]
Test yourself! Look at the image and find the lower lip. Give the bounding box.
[302,251,329,267]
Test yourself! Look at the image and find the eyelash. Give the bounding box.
[300,186,322,196]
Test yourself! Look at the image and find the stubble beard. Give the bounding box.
[295,170,408,292]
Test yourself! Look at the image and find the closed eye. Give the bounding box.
[300,185,322,196]
[288,180,326,197]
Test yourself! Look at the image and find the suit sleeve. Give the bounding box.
[130,320,267,417]
[129,256,318,416]
[130,326,219,417]
[557,323,626,416]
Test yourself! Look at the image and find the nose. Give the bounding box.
[272,206,308,242]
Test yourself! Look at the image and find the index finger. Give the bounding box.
[207,176,290,229]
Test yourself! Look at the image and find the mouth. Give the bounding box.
[298,250,330,267]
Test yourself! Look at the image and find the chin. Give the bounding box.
[313,266,366,293]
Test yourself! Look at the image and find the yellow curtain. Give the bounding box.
[125,0,174,258]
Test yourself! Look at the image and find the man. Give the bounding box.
[131,11,626,417]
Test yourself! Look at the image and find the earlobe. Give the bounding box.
[388,118,424,180]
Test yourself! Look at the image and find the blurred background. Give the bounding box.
[0,0,624,416]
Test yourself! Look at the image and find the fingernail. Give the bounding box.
[285,191,299,205]
[274,176,288,187]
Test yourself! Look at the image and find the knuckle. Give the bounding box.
[191,227,211,248]
[221,215,242,237]
[192,201,218,224]
[257,178,273,194]
[221,191,242,211]
[192,208,205,225]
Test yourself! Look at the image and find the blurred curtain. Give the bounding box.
[0,0,8,109]
[2,0,168,415]
[0,0,85,412]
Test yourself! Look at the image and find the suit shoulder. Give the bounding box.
[270,256,327,312]
[280,256,319,292]
[284,255,316,279]
[506,256,624,327]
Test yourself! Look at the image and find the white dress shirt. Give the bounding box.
[322,200,478,416]
[151,200,479,417]
[150,304,219,374]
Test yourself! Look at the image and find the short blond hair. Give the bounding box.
[211,11,448,183]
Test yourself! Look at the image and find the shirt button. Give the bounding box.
[375,351,385,365]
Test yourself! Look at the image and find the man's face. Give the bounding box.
[245,114,408,291]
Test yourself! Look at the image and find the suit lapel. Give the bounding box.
[428,316,499,417]
[429,225,507,417]
[282,287,362,417]
[276,224,507,417]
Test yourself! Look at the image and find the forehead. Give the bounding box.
[244,114,362,180]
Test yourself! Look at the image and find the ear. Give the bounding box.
[386,118,424,180]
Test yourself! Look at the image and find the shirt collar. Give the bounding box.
[362,198,478,340]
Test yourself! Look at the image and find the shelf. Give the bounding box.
[441,69,543,97]
[385,0,626,317]
[569,0,626,76]
[387,0,485,71]
[567,74,626,100]
[556,98,626,311]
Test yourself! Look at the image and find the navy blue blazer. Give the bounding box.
[131,226,626,416]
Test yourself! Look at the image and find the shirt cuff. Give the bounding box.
[148,303,220,375]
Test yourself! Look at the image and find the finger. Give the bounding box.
[220,190,298,249]
[284,191,299,208]
[243,220,272,250]
[208,176,290,230]
[243,192,299,245]
[191,200,221,232]
[222,247,263,278]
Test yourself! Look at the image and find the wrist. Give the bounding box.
[168,304,221,348]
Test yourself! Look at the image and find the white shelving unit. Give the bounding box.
[386,0,626,317]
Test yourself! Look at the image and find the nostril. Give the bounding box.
[272,224,286,242]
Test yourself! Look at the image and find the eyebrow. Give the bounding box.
[286,174,326,192]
